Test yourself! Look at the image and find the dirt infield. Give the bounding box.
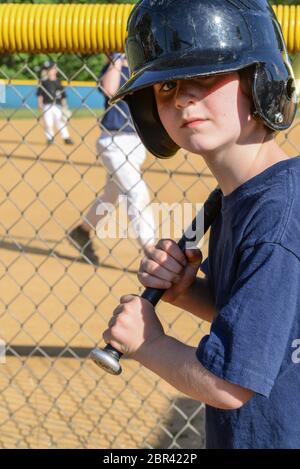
[0,116,299,448]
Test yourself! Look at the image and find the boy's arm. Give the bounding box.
[103,294,254,410]
[138,334,254,410]
[38,95,43,112]
[106,243,299,408]
[166,277,217,323]
[100,56,123,97]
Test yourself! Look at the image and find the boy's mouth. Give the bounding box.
[181,118,207,128]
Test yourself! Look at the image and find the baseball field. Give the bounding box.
[0,114,299,448]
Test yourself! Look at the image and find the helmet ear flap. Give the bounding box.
[126,88,180,159]
[252,62,297,131]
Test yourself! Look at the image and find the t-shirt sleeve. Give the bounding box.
[37,85,43,97]
[196,242,300,397]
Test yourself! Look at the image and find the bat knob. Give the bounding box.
[89,346,122,375]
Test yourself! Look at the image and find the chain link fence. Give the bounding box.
[0,50,299,449]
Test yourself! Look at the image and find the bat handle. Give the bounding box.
[89,344,123,375]
[88,288,163,375]
[90,288,171,375]
[90,187,222,376]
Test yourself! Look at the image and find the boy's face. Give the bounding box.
[47,66,57,80]
[153,72,254,156]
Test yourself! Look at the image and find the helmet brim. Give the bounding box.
[110,52,255,104]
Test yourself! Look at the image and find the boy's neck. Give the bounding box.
[203,132,289,196]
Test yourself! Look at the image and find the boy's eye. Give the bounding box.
[160,81,177,92]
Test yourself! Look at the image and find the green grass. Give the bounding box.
[0,107,104,119]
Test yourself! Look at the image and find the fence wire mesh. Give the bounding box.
[0,53,299,449]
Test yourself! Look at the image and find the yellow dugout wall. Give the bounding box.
[0,3,299,54]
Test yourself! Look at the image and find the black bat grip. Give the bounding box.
[89,187,222,375]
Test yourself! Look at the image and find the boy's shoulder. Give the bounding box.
[230,157,300,260]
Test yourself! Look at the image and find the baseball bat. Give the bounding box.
[90,186,222,375]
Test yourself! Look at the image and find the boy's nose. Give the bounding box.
[175,81,199,109]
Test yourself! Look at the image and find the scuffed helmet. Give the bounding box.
[111,0,297,158]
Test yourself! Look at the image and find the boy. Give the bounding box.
[37,60,74,146]
[102,0,299,448]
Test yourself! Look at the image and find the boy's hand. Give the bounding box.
[103,295,164,360]
[138,239,203,303]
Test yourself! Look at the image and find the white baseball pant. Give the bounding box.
[43,104,70,141]
[85,132,156,248]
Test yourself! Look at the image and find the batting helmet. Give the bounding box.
[111,0,297,159]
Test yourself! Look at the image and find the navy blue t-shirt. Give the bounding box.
[197,156,300,448]
[100,64,135,133]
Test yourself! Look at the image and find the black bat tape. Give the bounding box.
[89,187,222,375]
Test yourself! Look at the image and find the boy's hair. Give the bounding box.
[110,0,297,159]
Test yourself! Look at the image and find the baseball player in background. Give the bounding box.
[69,54,156,265]
[37,60,74,146]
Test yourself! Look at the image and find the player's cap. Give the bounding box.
[42,60,56,71]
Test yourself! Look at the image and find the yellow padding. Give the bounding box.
[0,3,134,53]
[293,52,300,96]
[0,4,299,54]
[272,5,300,54]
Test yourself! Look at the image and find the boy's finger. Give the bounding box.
[137,272,172,290]
[184,248,203,265]
[120,294,137,304]
[148,248,185,274]
[142,259,181,283]
[183,249,203,279]
[156,239,187,266]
